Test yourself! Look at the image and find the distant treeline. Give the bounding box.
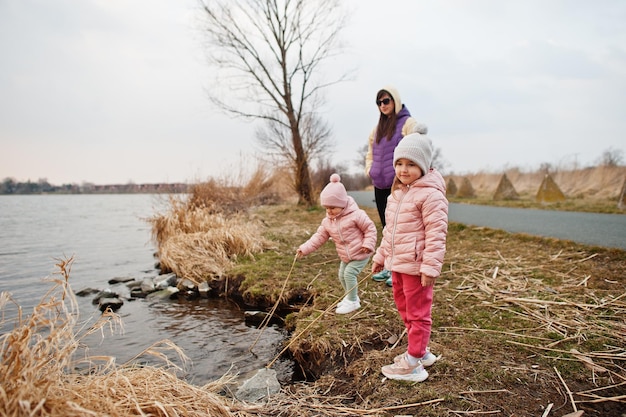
[0,178,189,195]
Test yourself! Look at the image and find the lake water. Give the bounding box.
[0,194,292,386]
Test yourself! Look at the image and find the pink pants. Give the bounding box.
[391,271,433,359]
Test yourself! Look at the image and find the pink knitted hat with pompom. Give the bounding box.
[320,174,348,208]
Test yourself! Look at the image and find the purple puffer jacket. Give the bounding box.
[369,105,412,189]
[298,196,378,263]
[373,169,448,278]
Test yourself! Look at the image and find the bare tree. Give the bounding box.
[431,147,449,175]
[597,147,624,167]
[256,112,334,179]
[355,144,368,173]
[198,0,349,206]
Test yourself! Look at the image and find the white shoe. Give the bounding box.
[335,298,360,314]
[382,355,429,382]
[420,350,438,367]
[337,295,359,309]
[394,348,438,367]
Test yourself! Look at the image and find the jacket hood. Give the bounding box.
[380,85,402,114]
[327,195,359,219]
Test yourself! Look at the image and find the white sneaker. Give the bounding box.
[420,350,438,367]
[337,295,359,309]
[335,298,360,314]
[394,348,438,367]
[382,355,429,382]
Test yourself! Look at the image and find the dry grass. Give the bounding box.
[0,257,233,417]
[145,165,289,282]
[154,210,277,282]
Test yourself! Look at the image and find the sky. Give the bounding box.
[1,0,625,186]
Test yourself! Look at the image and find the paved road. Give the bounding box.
[349,191,626,250]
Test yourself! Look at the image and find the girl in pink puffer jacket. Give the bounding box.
[372,133,448,383]
[297,174,377,315]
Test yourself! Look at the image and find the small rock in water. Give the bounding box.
[155,273,177,289]
[140,278,155,293]
[235,368,281,403]
[146,287,180,300]
[98,297,124,312]
[179,278,196,290]
[92,289,119,305]
[198,281,210,295]
[244,311,269,326]
[108,277,134,284]
[130,287,147,298]
[75,288,100,297]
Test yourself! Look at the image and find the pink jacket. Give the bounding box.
[298,196,378,263]
[373,169,448,278]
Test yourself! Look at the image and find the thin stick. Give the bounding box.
[390,328,407,350]
[458,389,510,395]
[364,397,445,413]
[554,366,577,413]
[249,255,297,352]
[266,272,372,369]
[440,326,550,341]
[575,394,626,403]
[574,253,598,263]
[492,265,499,279]
[541,403,553,417]
[506,340,625,362]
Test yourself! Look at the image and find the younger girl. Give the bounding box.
[297,174,377,314]
[372,133,448,382]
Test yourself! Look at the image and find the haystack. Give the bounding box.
[536,173,566,204]
[446,177,458,198]
[456,177,475,198]
[492,173,519,200]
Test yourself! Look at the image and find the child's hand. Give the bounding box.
[359,247,372,254]
[296,249,304,259]
[372,263,383,274]
[421,274,436,287]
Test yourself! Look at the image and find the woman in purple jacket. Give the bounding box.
[365,85,427,285]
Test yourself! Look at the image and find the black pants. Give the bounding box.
[374,187,391,228]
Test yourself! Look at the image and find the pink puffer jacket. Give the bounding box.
[373,169,448,278]
[298,196,378,263]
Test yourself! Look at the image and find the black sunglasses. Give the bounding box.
[376,98,392,106]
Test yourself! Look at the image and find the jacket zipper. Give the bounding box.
[334,216,353,261]
[389,186,409,270]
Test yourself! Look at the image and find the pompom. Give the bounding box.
[329,173,341,183]
[411,122,428,135]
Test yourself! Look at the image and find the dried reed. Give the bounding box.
[444,242,626,407]
[0,257,233,417]
[147,171,281,282]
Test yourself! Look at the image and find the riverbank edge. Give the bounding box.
[181,203,626,416]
